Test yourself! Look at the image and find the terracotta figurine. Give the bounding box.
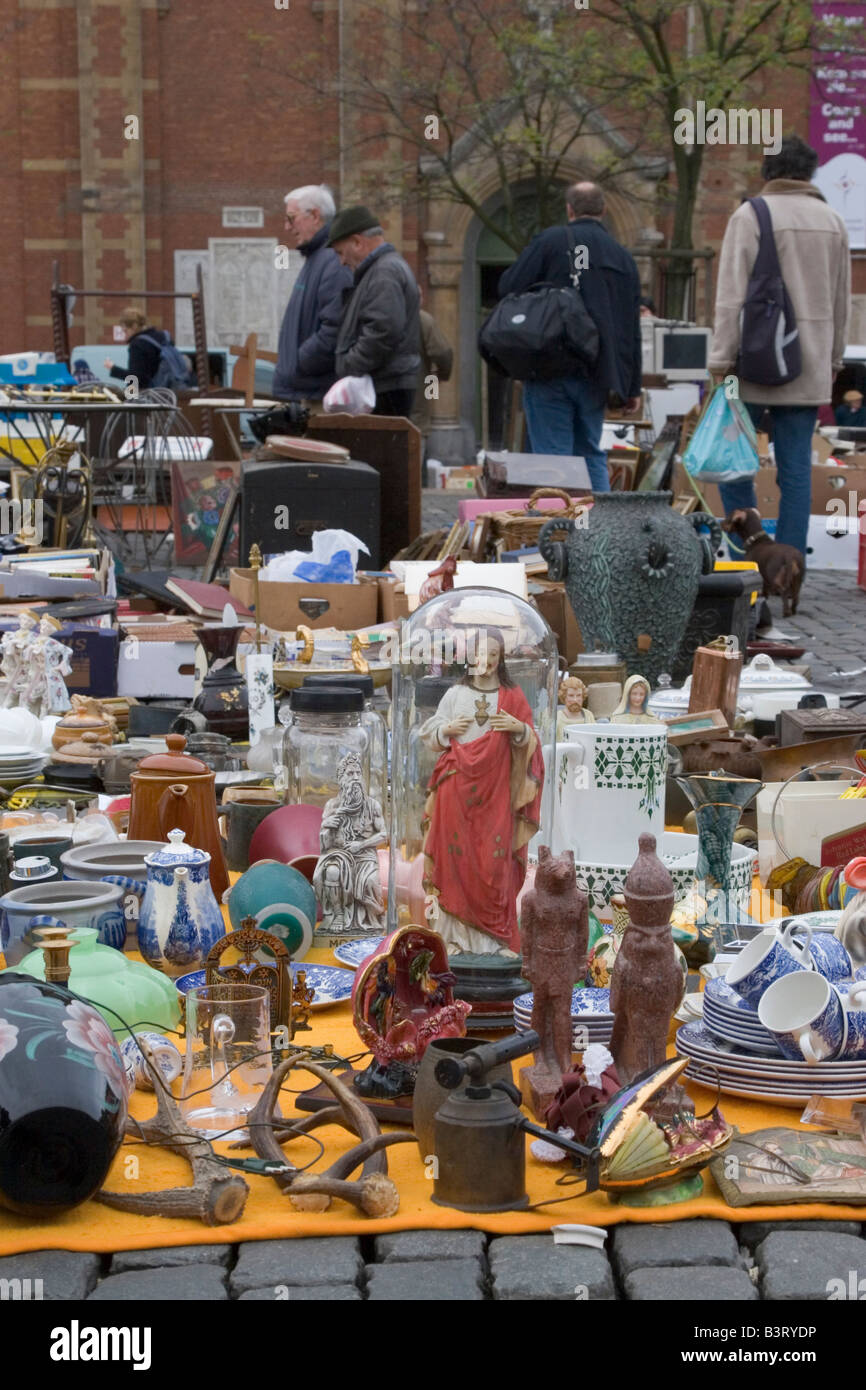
[610,673,662,725]
[609,833,684,1085]
[518,846,589,1118]
[313,752,387,934]
[556,675,595,738]
[420,625,544,957]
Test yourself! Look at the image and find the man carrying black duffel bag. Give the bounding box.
[494,183,643,490]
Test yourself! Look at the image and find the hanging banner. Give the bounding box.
[810,1,866,247]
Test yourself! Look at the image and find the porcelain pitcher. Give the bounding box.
[128,829,226,978]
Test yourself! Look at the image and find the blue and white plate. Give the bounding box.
[676,1021,866,1076]
[333,937,385,970]
[513,986,612,1018]
[515,1015,612,1045]
[175,962,354,1009]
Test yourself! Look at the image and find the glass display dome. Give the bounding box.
[388,586,557,956]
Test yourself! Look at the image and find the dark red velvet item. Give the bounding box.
[545,1060,622,1144]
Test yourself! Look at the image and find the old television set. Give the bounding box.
[652,322,712,381]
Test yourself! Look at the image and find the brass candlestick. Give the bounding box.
[33,924,79,985]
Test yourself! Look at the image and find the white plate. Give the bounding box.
[684,1069,866,1107]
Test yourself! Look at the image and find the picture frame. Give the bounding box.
[202,479,240,583]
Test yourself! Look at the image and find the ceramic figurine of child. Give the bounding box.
[556,676,595,738]
[420,625,544,958]
[0,610,38,709]
[610,673,662,725]
[22,616,73,718]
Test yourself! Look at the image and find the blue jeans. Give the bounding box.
[719,403,817,557]
[522,377,610,491]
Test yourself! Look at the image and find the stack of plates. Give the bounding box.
[701,976,781,1055]
[514,986,613,1048]
[0,745,46,787]
[677,1020,866,1105]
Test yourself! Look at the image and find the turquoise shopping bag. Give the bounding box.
[682,384,760,485]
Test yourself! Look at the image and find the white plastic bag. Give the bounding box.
[323,374,376,415]
[259,529,371,584]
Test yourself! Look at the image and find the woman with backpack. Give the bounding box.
[103,306,194,393]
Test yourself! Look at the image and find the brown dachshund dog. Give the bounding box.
[722,507,804,617]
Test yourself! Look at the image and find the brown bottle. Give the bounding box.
[128,734,229,897]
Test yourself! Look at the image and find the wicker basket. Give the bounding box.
[481,487,589,548]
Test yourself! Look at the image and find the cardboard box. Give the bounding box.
[530,582,582,664]
[116,639,197,699]
[378,576,410,623]
[229,569,379,632]
[810,463,866,519]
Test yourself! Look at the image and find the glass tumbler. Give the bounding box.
[180,984,272,1138]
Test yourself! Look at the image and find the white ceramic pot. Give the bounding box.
[546,722,668,864]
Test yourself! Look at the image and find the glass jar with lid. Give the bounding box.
[281,686,370,808]
[301,673,389,815]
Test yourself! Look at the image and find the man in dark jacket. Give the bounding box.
[273,185,353,402]
[328,206,421,417]
[498,183,642,490]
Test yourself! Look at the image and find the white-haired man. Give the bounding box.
[273,184,353,403]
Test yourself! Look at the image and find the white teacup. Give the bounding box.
[725,922,813,1009]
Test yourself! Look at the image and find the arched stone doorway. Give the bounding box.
[423,169,655,465]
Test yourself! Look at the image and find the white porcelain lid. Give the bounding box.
[738,654,810,691]
[145,828,210,867]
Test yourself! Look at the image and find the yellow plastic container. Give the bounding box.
[714,559,760,605]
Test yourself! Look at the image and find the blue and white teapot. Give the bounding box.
[133,829,226,978]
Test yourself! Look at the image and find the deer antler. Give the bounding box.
[96,1037,249,1226]
[244,1057,414,1217]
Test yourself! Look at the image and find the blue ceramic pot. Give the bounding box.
[0,972,128,1215]
[0,878,127,965]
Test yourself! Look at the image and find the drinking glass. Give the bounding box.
[181,984,272,1137]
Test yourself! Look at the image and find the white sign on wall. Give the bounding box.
[222,207,265,229]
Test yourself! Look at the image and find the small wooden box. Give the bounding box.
[688,644,742,727]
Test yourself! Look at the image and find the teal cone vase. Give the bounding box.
[675,772,761,897]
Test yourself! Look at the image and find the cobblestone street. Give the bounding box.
[8,1220,866,1300]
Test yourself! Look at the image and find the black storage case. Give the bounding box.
[240,458,381,568]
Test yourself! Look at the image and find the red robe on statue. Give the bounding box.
[423,683,544,952]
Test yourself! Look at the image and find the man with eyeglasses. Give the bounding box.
[273,184,353,405]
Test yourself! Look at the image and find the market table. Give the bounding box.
[2,904,863,1257]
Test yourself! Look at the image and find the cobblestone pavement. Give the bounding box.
[7,1221,866,1299]
[12,502,862,1303]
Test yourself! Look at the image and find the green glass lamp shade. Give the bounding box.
[12,928,181,1037]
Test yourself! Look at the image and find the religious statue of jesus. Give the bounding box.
[420,626,544,957]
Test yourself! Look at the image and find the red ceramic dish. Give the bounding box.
[249,803,323,866]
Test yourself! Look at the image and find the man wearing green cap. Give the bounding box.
[328,206,421,417]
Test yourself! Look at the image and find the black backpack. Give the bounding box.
[137,331,196,391]
[478,230,600,381]
[737,197,802,388]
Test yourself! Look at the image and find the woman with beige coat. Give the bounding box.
[709,134,850,559]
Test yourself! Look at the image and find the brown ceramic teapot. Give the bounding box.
[128,734,229,897]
